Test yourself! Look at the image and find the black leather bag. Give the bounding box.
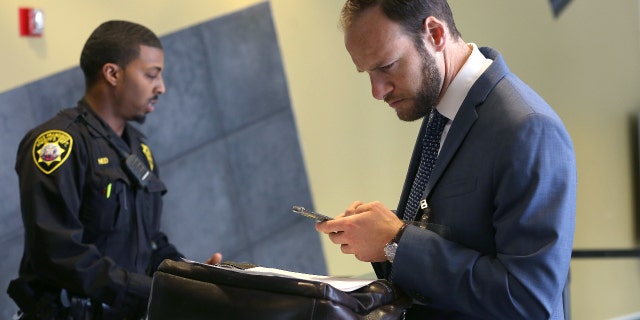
[147,259,411,320]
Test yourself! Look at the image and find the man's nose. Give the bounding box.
[370,73,392,101]
[156,75,166,95]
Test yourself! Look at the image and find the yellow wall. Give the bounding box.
[2,0,639,318]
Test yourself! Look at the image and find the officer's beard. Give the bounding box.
[133,115,146,124]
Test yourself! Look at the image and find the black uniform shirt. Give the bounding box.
[12,100,181,310]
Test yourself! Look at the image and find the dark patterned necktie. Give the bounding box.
[403,109,448,222]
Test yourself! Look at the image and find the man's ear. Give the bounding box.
[102,63,120,86]
[424,16,446,51]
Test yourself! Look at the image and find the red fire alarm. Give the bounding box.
[19,7,44,37]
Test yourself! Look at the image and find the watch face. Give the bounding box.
[384,242,398,263]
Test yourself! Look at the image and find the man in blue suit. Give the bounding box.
[316,1,576,319]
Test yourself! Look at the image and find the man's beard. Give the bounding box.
[398,48,442,122]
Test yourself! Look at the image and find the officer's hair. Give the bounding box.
[340,0,461,49]
[80,20,162,87]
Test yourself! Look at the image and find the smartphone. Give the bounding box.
[292,206,333,222]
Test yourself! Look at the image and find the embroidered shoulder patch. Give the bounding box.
[32,130,73,174]
[141,143,154,171]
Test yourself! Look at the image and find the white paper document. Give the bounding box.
[236,266,377,292]
[182,258,376,292]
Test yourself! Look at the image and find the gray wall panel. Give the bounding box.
[0,2,324,316]
[143,27,225,163]
[251,220,327,274]
[228,110,314,243]
[0,87,31,220]
[0,83,31,320]
[159,140,249,262]
[25,68,84,124]
[200,2,290,133]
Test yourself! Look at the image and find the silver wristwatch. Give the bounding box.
[384,223,408,263]
[384,241,399,263]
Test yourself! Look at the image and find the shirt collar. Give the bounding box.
[435,43,493,120]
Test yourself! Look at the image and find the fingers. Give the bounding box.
[315,202,366,234]
[328,230,343,243]
[348,201,363,210]
[205,252,223,265]
[315,219,343,235]
[315,201,398,263]
[345,200,364,217]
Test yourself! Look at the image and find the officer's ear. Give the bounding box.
[102,63,121,87]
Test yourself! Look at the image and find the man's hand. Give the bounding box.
[315,201,404,262]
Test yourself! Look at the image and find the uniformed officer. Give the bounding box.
[7,20,222,320]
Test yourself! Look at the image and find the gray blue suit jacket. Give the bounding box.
[374,47,576,319]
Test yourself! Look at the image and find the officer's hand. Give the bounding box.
[205,252,223,265]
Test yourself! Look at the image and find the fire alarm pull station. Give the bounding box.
[19,7,44,37]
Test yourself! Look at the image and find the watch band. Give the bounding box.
[393,222,409,243]
[384,222,409,263]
